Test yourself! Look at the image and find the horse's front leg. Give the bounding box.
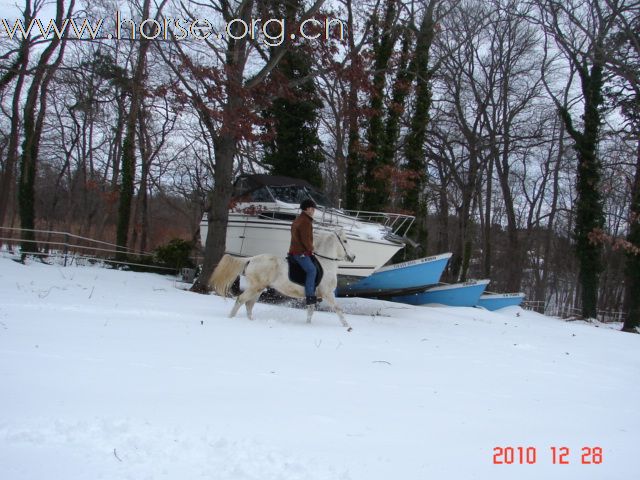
[321,291,352,331]
[246,296,259,320]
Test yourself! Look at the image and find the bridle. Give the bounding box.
[314,231,356,263]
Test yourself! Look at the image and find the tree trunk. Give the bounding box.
[402,1,437,257]
[495,142,522,289]
[116,0,152,261]
[0,63,28,228]
[536,120,564,303]
[190,22,247,291]
[451,147,480,282]
[344,0,361,210]
[482,156,493,278]
[194,129,237,292]
[362,0,398,211]
[559,58,605,319]
[0,3,30,227]
[18,0,73,258]
[539,0,609,319]
[622,139,640,332]
[137,108,153,254]
[381,32,412,168]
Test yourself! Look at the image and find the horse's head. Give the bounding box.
[334,229,356,263]
[314,229,356,262]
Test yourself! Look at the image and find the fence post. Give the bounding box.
[63,233,69,267]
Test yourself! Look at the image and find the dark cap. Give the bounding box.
[300,199,317,210]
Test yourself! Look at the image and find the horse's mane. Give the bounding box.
[314,231,339,255]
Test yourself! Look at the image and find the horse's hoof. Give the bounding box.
[347,327,353,332]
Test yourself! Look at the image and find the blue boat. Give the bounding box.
[476,292,525,310]
[337,253,452,297]
[390,279,490,306]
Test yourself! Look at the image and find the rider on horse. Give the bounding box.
[289,198,318,306]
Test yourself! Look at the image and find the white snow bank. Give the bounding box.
[0,255,638,479]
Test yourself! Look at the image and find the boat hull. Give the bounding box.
[476,293,525,310]
[391,279,490,306]
[337,253,452,296]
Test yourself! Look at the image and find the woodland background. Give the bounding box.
[0,0,638,330]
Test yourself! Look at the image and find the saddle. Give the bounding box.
[287,255,324,287]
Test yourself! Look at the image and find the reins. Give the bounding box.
[315,231,353,262]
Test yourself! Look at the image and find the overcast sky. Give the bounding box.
[0,1,20,18]
[1,1,61,20]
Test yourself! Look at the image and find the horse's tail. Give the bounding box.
[209,254,250,297]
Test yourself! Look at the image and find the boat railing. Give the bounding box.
[229,203,415,238]
[337,209,415,237]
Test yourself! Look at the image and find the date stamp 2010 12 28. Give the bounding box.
[493,446,603,465]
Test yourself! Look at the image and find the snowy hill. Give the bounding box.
[0,256,638,480]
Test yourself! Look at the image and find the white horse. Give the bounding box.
[209,230,355,331]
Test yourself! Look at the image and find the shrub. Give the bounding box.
[154,238,195,270]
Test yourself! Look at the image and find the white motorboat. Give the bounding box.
[200,174,415,277]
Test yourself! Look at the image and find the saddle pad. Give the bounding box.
[287,255,324,287]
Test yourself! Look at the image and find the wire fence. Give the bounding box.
[0,226,178,272]
[521,300,545,313]
[521,299,626,324]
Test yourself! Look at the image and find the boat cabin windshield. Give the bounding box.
[231,176,334,208]
[268,185,307,204]
[269,185,333,208]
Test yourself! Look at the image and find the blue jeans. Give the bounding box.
[292,254,317,297]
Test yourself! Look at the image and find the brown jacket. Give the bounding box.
[289,212,314,255]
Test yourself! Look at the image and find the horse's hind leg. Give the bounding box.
[229,297,244,318]
[322,291,352,331]
[231,288,262,320]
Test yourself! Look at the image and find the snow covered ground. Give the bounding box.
[0,254,638,480]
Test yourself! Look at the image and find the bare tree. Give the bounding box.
[433,0,491,281]
[478,0,545,290]
[115,0,169,260]
[18,0,75,258]
[534,0,634,318]
[157,0,327,292]
[0,0,34,227]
